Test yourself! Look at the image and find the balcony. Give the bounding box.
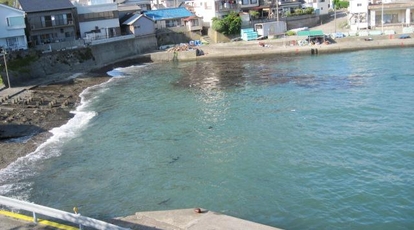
[215,1,240,12]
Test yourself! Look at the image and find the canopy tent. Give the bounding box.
[297,30,326,45]
[297,30,324,37]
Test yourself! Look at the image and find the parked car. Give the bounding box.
[230,37,242,42]
[399,34,411,39]
[331,32,346,39]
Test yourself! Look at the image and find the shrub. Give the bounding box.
[294,9,303,15]
[286,31,296,36]
[304,7,314,14]
[249,10,259,19]
[338,1,349,9]
[211,12,241,35]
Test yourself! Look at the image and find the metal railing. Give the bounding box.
[0,195,129,230]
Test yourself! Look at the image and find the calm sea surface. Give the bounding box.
[1,48,414,229]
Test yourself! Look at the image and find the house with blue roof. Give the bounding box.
[144,7,201,32]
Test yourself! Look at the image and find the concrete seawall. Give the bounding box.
[144,35,414,64]
[91,34,158,66]
[187,36,414,61]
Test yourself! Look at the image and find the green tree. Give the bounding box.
[304,7,314,15]
[249,10,259,19]
[0,0,12,6]
[212,12,242,35]
[333,0,340,9]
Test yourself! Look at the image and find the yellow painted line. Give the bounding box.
[0,210,78,230]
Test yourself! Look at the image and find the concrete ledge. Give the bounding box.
[150,50,197,62]
[113,208,282,230]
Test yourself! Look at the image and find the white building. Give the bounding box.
[71,0,121,40]
[348,0,414,31]
[186,0,259,27]
[368,1,414,29]
[151,0,187,9]
[303,0,330,15]
[0,4,28,50]
[348,0,369,30]
[122,0,151,11]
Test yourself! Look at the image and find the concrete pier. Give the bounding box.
[112,208,281,230]
[0,208,281,229]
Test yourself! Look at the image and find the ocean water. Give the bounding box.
[1,48,414,229]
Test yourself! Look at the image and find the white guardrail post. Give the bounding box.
[0,195,129,230]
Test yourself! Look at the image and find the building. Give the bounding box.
[121,13,155,36]
[118,2,142,18]
[186,0,261,27]
[348,0,369,30]
[348,0,414,30]
[71,0,121,41]
[303,0,330,15]
[368,0,414,29]
[144,7,199,31]
[0,4,28,50]
[151,0,187,9]
[17,0,78,47]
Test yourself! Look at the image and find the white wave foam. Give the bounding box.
[0,77,111,195]
[107,64,149,78]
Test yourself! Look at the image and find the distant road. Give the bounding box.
[311,10,349,33]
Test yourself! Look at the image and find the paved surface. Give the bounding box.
[113,208,281,230]
[0,214,55,230]
[0,208,281,230]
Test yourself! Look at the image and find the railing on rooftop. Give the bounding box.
[0,195,129,230]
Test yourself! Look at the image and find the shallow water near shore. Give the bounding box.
[1,48,414,229]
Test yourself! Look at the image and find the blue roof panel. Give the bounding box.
[144,7,193,21]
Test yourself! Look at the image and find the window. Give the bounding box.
[357,3,362,7]
[41,16,53,27]
[53,14,68,26]
[191,19,199,26]
[250,0,257,4]
[6,37,18,47]
[6,16,24,27]
[79,11,117,21]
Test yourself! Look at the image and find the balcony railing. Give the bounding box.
[215,1,240,12]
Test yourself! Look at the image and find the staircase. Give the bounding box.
[201,36,213,44]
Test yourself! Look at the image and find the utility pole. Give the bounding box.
[1,50,11,88]
[334,3,337,33]
[381,2,384,33]
[276,1,279,21]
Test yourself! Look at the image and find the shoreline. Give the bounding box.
[0,73,111,170]
[195,35,414,61]
[1,36,414,171]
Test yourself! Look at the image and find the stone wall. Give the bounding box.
[1,35,158,86]
[285,14,322,30]
[156,29,202,46]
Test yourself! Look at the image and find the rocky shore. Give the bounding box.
[0,72,110,170]
[1,34,414,171]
